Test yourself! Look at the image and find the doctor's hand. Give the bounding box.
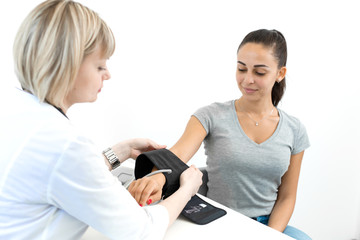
[111,138,166,162]
[128,165,203,206]
[128,174,165,207]
[179,165,203,197]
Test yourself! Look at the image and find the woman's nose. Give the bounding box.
[104,70,111,81]
[243,72,254,84]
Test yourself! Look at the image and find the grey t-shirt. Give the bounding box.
[193,100,310,218]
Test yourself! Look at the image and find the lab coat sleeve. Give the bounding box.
[47,134,169,240]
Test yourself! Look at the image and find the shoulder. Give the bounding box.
[207,100,234,110]
[278,108,304,131]
[194,100,234,116]
[278,109,310,151]
[5,88,90,151]
[192,100,235,133]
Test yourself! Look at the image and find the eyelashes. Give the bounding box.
[238,68,265,76]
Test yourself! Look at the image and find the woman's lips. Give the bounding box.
[244,87,257,94]
[98,84,103,93]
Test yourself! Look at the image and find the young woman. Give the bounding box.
[0,1,202,239]
[129,29,311,239]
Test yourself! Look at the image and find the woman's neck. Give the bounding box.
[236,97,274,115]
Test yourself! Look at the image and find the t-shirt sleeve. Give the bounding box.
[292,121,310,155]
[47,134,169,240]
[192,105,213,134]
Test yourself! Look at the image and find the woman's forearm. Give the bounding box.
[268,152,304,232]
[268,197,296,232]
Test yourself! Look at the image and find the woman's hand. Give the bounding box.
[179,165,203,197]
[111,138,166,163]
[158,165,203,226]
[128,165,202,207]
[127,138,167,160]
[128,174,165,206]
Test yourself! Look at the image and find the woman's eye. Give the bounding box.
[238,68,246,72]
[256,72,265,76]
[98,67,107,71]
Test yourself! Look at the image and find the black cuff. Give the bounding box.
[135,149,189,199]
[181,194,227,225]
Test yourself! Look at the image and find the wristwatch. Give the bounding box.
[102,147,120,170]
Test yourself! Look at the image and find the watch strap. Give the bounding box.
[102,147,120,169]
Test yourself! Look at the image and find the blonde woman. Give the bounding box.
[0,0,202,239]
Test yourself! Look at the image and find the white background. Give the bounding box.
[1,1,359,239]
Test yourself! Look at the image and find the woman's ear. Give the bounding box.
[277,66,287,83]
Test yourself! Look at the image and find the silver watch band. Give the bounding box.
[102,147,120,169]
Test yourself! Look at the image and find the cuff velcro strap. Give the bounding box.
[135,149,189,199]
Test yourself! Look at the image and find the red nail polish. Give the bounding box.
[147,199,152,205]
[139,204,143,207]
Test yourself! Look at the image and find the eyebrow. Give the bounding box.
[237,61,269,68]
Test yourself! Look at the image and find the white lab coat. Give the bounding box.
[0,88,168,240]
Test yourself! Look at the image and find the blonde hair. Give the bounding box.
[13,0,115,108]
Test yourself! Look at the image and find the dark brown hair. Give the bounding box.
[237,29,287,106]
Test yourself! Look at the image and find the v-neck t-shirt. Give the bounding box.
[193,100,310,218]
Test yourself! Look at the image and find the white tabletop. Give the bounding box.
[82,193,293,240]
[164,194,293,239]
[82,165,294,239]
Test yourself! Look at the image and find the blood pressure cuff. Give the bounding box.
[135,148,189,199]
[135,148,227,225]
[181,194,227,225]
